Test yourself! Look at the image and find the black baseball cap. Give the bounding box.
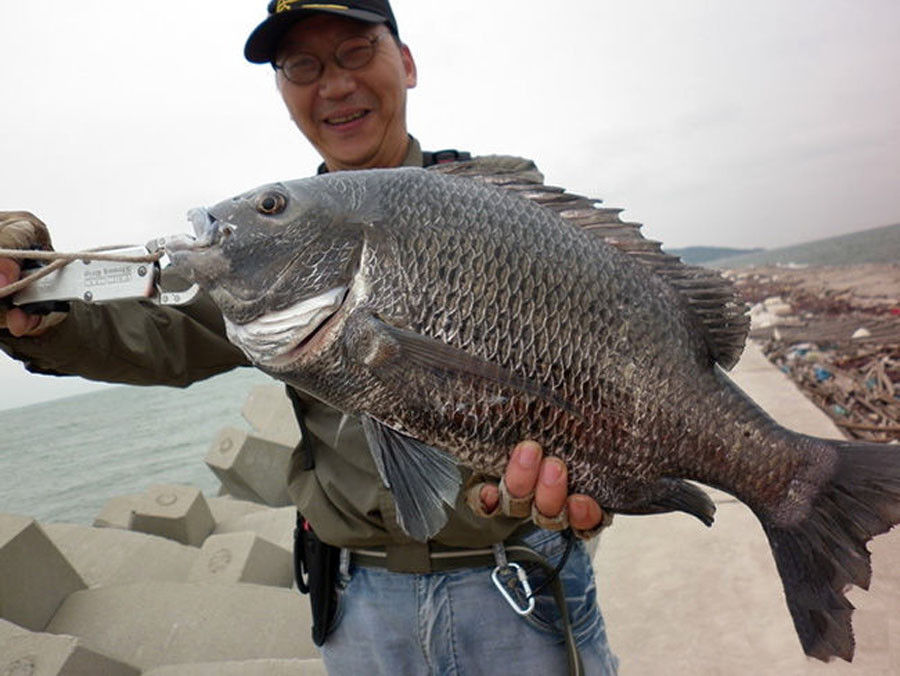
[245,0,399,64]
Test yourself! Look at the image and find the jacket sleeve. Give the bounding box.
[0,292,249,387]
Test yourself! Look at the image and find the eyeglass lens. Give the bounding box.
[279,34,382,85]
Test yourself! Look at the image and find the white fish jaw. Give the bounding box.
[224,286,347,365]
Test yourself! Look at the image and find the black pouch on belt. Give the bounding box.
[294,512,342,646]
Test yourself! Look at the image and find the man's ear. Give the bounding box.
[400,44,417,89]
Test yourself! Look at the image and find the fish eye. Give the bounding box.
[256,191,287,215]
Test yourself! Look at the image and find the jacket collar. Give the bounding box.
[316,135,422,174]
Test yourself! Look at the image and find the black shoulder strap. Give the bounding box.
[422,149,471,167]
[285,385,316,470]
[317,148,471,174]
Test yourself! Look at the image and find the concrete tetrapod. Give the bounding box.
[129,484,215,547]
[188,531,293,587]
[241,383,302,448]
[0,619,139,676]
[43,523,199,588]
[92,493,140,530]
[0,515,86,631]
[45,581,318,669]
[205,427,293,506]
[205,496,269,524]
[213,505,297,551]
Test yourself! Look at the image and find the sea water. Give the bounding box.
[0,368,275,525]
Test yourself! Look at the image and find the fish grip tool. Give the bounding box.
[1,243,200,311]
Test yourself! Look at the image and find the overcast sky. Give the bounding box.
[2,0,899,410]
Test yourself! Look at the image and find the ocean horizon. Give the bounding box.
[0,367,274,525]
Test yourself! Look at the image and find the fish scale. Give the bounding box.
[362,170,709,490]
[168,161,900,663]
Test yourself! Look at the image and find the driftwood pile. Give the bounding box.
[727,265,900,443]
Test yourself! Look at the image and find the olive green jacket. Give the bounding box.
[0,138,526,548]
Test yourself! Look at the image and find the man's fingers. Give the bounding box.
[568,494,604,532]
[534,457,568,518]
[497,441,542,518]
[504,440,542,498]
[0,258,22,285]
[7,309,41,337]
[489,441,609,538]
[479,483,499,514]
[0,211,52,250]
[464,481,500,518]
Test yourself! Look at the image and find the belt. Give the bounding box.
[350,541,498,574]
[347,527,585,676]
[347,523,540,575]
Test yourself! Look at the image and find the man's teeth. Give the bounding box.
[327,111,366,125]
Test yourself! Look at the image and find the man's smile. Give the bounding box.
[324,109,370,126]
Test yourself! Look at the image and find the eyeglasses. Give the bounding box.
[274,33,390,86]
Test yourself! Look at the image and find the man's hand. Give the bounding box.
[0,258,43,336]
[0,211,64,337]
[474,440,609,538]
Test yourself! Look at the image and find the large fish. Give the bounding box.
[166,157,900,662]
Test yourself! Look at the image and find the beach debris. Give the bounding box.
[730,266,900,444]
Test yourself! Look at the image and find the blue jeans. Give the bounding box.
[319,529,619,675]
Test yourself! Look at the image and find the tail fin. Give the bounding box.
[760,441,900,662]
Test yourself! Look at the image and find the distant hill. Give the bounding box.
[703,222,900,269]
[664,246,764,264]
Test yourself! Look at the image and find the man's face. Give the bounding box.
[275,14,417,171]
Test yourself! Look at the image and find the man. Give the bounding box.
[0,2,618,673]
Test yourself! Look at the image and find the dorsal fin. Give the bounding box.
[429,156,750,370]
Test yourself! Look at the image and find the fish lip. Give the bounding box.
[160,208,223,255]
[155,232,198,253]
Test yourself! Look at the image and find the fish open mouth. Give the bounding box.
[224,286,348,367]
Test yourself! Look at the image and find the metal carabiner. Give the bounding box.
[491,543,536,616]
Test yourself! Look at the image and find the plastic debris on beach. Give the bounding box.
[727,264,900,443]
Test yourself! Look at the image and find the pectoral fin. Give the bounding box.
[361,415,462,542]
[344,312,579,419]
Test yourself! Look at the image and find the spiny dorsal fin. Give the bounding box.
[429,156,750,370]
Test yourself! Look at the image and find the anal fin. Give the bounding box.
[618,478,716,527]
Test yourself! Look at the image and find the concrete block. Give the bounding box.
[129,484,215,547]
[44,523,198,588]
[188,532,292,587]
[214,506,296,551]
[0,630,139,676]
[46,582,317,669]
[0,514,86,630]
[144,659,327,675]
[241,383,302,447]
[92,494,140,529]
[205,427,293,506]
[207,496,268,526]
[0,617,30,642]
